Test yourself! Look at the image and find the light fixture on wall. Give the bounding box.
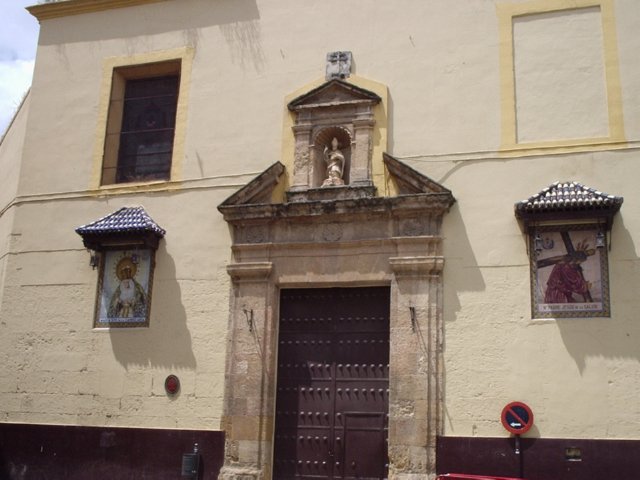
[89,250,101,269]
[534,233,544,253]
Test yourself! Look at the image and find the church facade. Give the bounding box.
[0,1,639,479]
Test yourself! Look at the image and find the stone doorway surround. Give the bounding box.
[217,154,455,480]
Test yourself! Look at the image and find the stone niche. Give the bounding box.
[287,79,381,202]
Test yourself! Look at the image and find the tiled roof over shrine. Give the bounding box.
[515,181,623,216]
[76,207,165,250]
[76,206,165,237]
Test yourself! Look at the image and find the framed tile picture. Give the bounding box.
[94,249,155,327]
[530,224,610,318]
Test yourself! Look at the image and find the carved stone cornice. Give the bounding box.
[292,123,313,134]
[28,0,169,21]
[389,256,445,275]
[219,192,454,224]
[352,118,376,128]
[226,262,273,283]
[286,185,377,203]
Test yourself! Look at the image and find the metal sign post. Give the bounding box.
[500,402,534,479]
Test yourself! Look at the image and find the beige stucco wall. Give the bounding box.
[440,149,640,439]
[0,94,30,320]
[1,0,639,440]
[1,189,234,428]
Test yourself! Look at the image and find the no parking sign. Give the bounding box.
[501,401,534,435]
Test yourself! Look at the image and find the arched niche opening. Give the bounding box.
[313,126,352,187]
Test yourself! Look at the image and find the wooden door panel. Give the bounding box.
[342,413,387,480]
[274,287,389,480]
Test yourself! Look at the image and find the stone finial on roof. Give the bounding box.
[76,206,165,250]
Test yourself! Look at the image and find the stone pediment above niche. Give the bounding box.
[288,79,381,110]
[286,79,382,202]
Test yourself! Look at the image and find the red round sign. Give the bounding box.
[165,374,180,396]
[501,401,534,435]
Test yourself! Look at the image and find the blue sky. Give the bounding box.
[0,1,39,135]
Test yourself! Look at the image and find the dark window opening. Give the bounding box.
[116,75,179,183]
[101,61,181,186]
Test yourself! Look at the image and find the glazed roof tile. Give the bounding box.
[515,181,623,215]
[76,206,166,237]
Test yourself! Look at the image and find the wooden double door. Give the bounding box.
[273,287,390,480]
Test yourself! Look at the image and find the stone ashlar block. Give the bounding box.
[230,415,261,441]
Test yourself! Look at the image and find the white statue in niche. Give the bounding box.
[322,137,346,187]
